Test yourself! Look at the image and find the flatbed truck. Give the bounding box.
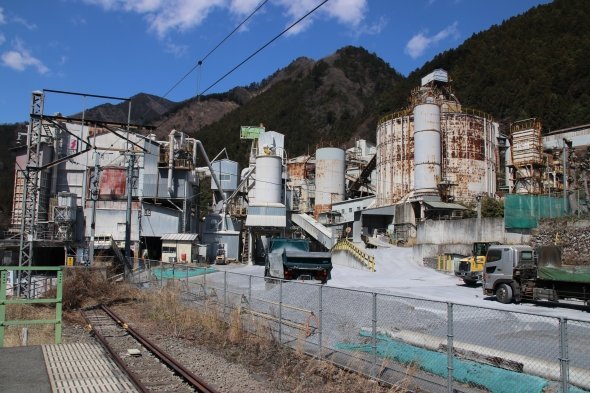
[483,244,590,307]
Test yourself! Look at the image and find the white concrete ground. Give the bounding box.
[219,245,590,322]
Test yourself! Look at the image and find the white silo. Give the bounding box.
[314,147,346,217]
[254,155,282,204]
[413,102,441,197]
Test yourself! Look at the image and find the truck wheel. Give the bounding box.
[496,284,513,304]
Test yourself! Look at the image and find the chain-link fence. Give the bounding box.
[129,262,590,393]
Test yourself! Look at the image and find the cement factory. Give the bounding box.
[2,70,590,288]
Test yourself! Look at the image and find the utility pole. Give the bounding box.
[124,152,135,277]
[88,148,100,265]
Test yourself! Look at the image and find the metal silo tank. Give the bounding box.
[255,155,282,203]
[441,112,497,202]
[413,103,441,196]
[375,115,414,207]
[314,147,345,216]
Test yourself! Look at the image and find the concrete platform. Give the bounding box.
[0,343,138,393]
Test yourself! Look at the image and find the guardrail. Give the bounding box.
[437,254,455,272]
[332,239,375,272]
[0,266,63,347]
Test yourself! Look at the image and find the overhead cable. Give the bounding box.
[199,0,330,96]
[161,0,270,100]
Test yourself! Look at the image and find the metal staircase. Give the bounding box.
[291,213,335,249]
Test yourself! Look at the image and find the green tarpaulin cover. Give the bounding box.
[537,266,590,283]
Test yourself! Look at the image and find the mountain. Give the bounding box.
[71,93,177,125]
[169,47,405,165]
[1,0,590,230]
[409,0,590,132]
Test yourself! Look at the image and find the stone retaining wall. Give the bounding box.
[530,218,590,265]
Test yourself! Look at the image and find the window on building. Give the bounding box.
[349,208,352,213]
[162,246,177,253]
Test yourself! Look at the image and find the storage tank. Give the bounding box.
[413,103,441,196]
[314,147,345,217]
[375,114,414,206]
[254,155,282,204]
[442,113,498,200]
[211,159,239,192]
[375,71,499,207]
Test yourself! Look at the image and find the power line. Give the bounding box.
[155,0,330,130]
[200,0,330,96]
[161,0,270,100]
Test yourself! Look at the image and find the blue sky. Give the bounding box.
[0,0,550,123]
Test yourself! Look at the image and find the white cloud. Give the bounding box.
[229,0,262,16]
[71,15,87,26]
[163,40,188,58]
[354,16,387,37]
[1,39,49,74]
[323,0,366,27]
[13,16,37,30]
[83,0,368,38]
[405,21,459,59]
[0,7,5,25]
[275,0,367,36]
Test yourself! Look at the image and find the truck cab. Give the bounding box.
[483,245,535,303]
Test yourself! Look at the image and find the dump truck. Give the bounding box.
[264,238,332,284]
[455,241,499,285]
[483,244,590,307]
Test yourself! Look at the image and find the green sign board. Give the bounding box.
[240,126,265,140]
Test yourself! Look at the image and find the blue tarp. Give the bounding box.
[337,331,569,393]
[152,266,215,280]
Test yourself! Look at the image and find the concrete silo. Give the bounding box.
[254,155,282,204]
[314,147,346,217]
[413,102,441,197]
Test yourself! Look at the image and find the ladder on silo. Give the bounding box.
[241,229,250,263]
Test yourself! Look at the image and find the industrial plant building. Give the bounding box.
[3,70,590,280]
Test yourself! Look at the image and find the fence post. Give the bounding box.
[372,292,377,380]
[447,302,454,393]
[203,266,207,297]
[559,318,570,393]
[55,269,63,344]
[160,262,163,288]
[223,271,227,318]
[0,270,6,346]
[279,279,283,344]
[248,275,252,306]
[318,284,323,359]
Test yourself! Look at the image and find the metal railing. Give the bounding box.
[0,266,63,347]
[332,239,375,272]
[134,264,590,393]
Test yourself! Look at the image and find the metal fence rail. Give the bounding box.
[134,262,590,393]
[0,266,64,347]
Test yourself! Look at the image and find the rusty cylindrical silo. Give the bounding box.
[314,147,345,217]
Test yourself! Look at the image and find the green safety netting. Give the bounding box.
[152,266,216,280]
[504,194,568,229]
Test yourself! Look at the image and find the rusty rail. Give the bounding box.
[83,305,219,393]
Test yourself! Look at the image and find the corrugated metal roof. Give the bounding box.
[360,205,396,216]
[424,201,468,210]
[245,215,286,227]
[161,233,199,241]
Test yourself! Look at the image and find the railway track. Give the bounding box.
[82,305,218,393]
